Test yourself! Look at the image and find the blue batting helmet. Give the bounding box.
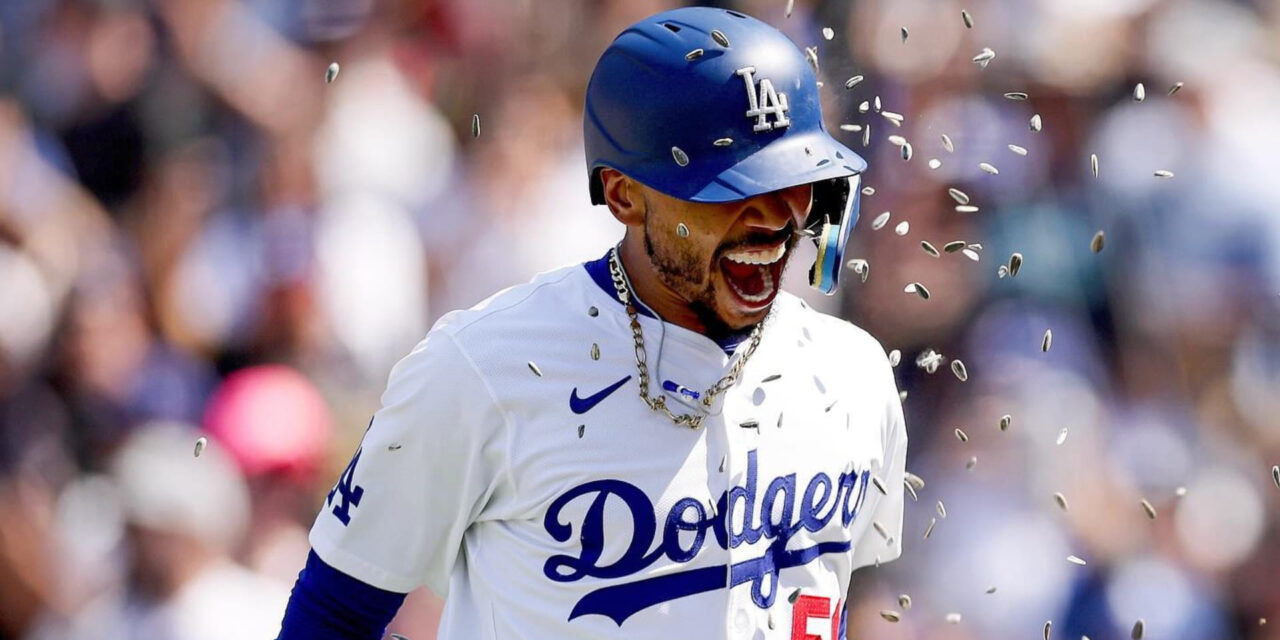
[584,6,865,294]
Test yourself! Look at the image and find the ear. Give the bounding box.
[600,168,645,227]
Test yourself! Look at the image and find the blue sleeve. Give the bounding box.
[276,549,409,640]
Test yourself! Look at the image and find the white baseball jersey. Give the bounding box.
[309,257,907,640]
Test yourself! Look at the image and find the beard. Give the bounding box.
[641,201,798,339]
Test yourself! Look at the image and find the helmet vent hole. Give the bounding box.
[663,23,682,33]
[725,10,747,18]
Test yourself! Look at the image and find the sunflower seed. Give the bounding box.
[968,243,983,250]
[1042,329,1052,352]
[941,134,954,153]
[997,265,1009,278]
[972,47,995,67]
[1133,83,1145,102]
[1054,492,1069,511]
[472,114,481,137]
[888,349,901,366]
[898,594,912,610]
[776,412,784,428]
[905,282,930,299]
[387,443,402,451]
[528,361,543,377]
[962,9,973,28]
[1030,114,1043,131]
[578,424,585,438]
[1044,620,1053,640]
[1176,486,1187,497]
[711,29,730,47]
[904,480,918,501]
[1168,82,1184,95]
[880,610,901,623]
[786,0,795,18]
[805,46,819,74]
[194,437,207,458]
[1009,252,1023,276]
[956,205,979,213]
[1132,619,1145,640]
[872,475,887,495]
[390,635,409,640]
[1141,498,1157,520]
[844,75,864,89]
[672,146,689,166]
[588,306,598,317]
[825,400,837,413]
[1154,170,1174,178]
[1273,465,1279,488]
[872,211,891,230]
[872,520,889,540]
[823,27,835,40]
[713,137,734,147]
[888,135,907,147]
[1004,92,1029,101]
[1091,230,1105,253]
[928,158,942,169]
[1056,428,1068,445]
[762,374,781,383]
[947,188,970,205]
[901,142,913,161]
[979,162,999,174]
[955,427,969,442]
[862,186,875,195]
[720,456,725,472]
[1091,153,1099,178]
[676,222,689,237]
[943,240,967,253]
[858,100,870,113]
[921,241,940,257]
[740,419,760,431]
[788,587,801,603]
[768,613,775,630]
[895,220,910,235]
[685,48,704,61]
[1000,414,1011,431]
[325,62,340,83]
[901,27,908,43]
[590,343,600,360]
[966,456,978,470]
[1009,144,1028,156]
[936,500,947,518]
[924,517,938,538]
[905,472,925,491]
[946,612,962,623]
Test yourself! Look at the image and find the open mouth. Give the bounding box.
[718,242,787,311]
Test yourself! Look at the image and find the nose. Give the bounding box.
[740,183,813,233]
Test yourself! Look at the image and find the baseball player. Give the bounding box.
[277,7,906,640]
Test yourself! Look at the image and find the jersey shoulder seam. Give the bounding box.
[445,267,581,342]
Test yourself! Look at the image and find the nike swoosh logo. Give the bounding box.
[570,376,632,414]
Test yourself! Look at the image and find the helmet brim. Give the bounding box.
[683,130,867,203]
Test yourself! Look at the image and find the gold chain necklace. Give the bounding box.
[607,246,763,429]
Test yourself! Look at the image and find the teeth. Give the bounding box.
[724,243,786,265]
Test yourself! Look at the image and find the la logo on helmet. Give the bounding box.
[736,67,791,132]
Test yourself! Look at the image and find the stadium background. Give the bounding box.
[0,0,1278,638]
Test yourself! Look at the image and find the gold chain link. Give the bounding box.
[608,246,763,429]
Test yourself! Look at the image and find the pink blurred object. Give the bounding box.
[202,365,333,481]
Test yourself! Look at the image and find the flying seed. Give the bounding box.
[1176,486,1187,496]
[390,635,408,640]
[955,427,969,442]
[858,100,870,113]
[325,62,340,83]
[904,481,918,501]
[862,125,871,147]
[528,361,543,377]
[1273,465,1279,488]
[786,0,795,18]
[1054,492,1069,511]
[986,586,997,594]
[1030,114,1042,131]
[768,613,775,630]
[1091,153,1099,178]
[1009,252,1023,276]
[972,47,995,67]
[1133,83,1145,102]
[948,188,970,204]
[825,400,837,413]
[905,472,925,491]
[969,243,983,250]
[1168,82,1183,95]
[1091,230,1105,253]
[901,142,913,161]
[921,241,940,257]
[873,520,889,539]
[1141,498,1157,520]
[997,265,1009,278]
[676,222,689,237]
[928,158,941,169]
[905,282,930,299]
[587,306,598,317]
[762,374,781,383]
[951,360,969,382]
[889,349,901,366]
[936,500,947,518]
[862,186,875,196]
[578,424,585,438]
[777,413,784,429]
[956,205,979,214]
[823,27,835,40]
[941,134,954,153]
[1000,414,1011,431]
[590,343,600,360]
[966,456,977,470]
[719,456,725,472]
[872,211,891,230]
[839,124,861,132]
[1042,329,1052,352]
[789,588,801,603]
[711,29,730,47]
[1004,92,1029,100]
[895,221,910,235]
[874,96,882,112]
[888,135,907,147]
[194,437,206,458]
[714,137,734,147]
[962,9,973,28]
[901,27,908,42]
[872,475,887,495]
[387,443,402,451]
[740,420,760,431]
[946,612,962,623]
[1154,170,1174,178]
[899,594,912,610]
[924,517,937,538]
[472,114,480,137]
[944,240,967,253]
[685,48,704,61]
[805,46,819,74]
[880,610,901,623]
[1045,620,1053,640]
[979,162,999,174]
[1132,619,1145,639]
[1009,144,1028,156]
[672,146,689,166]
[844,75,864,89]
[884,112,906,126]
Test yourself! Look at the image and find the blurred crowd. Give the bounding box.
[0,0,1277,639]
